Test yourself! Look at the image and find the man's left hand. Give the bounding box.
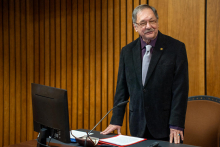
[169,128,184,144]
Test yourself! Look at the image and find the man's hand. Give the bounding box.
[100,124,121,135]
[169,128,184,144]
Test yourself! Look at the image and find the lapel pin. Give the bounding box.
[160,48,163,50]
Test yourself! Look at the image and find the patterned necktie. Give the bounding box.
[142,45,152,85]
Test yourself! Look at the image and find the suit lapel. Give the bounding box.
[132,39,142,86]
[144,32,166,87]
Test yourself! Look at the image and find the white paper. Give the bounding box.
[99,135,145,146]
[70,130,93,139]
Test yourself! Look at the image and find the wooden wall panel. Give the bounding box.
[0,0,4,146]
[34,0,40,85]
[15,0,22,143]
[50,0,56,88]
[20,0,27,142]
[83,0,90,130]
[66,0,72,127]
[72,0,78,130]
[206,0,220,97]
[77,0,84,130]
[89,0,96,130]
[26,0,34,141]
[3,0,10,145]
[45,0,50,87]
[101,0,108,131]
[39,0,45,85]
[61,0,67,90]
[149,0,205,96]
[113,0,120,135]
[9,0,16,144]
[95,0,102,131]
[107,0,114,132]
[113,0,120,94]
[55,0,61,88]
[0,0,217,146]
[0,0,3,145]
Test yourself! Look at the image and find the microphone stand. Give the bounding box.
[84,101,129,147]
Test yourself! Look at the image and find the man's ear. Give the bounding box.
[133,23,137,32]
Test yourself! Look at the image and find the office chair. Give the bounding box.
[183,95,220,147]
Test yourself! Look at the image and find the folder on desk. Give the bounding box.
[99,135,146,146]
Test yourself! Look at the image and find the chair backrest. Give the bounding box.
[184,95,220,147]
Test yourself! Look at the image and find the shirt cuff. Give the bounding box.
[169,125,184,131]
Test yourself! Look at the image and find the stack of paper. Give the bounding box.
[99,135,146,146]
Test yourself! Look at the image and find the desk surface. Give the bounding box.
[5,129,197,147]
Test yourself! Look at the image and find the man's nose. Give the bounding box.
[145,22,151,29]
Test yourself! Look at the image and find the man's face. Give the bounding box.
[134,8,159,43]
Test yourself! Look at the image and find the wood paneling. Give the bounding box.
[26,0,34,141]
[95,0,102,131]
[89,0,96,130]
[77,0,84,130]
[149,0,205,96]
[0,0,217,146]
[0,0,3,145]
[55,0,61,89]
[107,0,114,131]
[206,0,220,97]
[9,0,16,144]
[101,0,108,131]
[72,0,78,131]
[20,0,27,142]
[66,0,72,127]
[15,0,21,143]
[3,0,10,145]
[83,0,89,130]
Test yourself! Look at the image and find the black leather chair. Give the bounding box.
[183,95,220,147]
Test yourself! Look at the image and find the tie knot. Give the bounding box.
[146,45,152,52]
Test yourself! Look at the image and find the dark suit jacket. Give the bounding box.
[110,31,189,139]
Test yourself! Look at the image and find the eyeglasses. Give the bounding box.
[135,20,157,28]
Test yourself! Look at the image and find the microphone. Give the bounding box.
[83,100,129,147]
[88,100,129,135]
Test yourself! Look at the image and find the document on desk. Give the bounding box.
[99,135,146,146]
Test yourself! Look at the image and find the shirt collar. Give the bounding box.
[140,35,158,49]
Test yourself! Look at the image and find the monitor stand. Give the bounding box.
[37,128,49,147]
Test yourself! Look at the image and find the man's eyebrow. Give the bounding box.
[149,17,156,20]
[139,18,154,23]
[139,20,146,23]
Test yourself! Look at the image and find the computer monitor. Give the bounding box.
[32,83,70,146]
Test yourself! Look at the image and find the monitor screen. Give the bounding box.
[32,83,70,145]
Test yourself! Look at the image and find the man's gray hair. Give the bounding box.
[132,4,159,24]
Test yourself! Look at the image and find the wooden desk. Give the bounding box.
[5,129,198,147]
[3,140,75,147]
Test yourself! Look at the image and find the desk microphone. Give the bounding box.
[84,100,129,146]
[88,100,129,135]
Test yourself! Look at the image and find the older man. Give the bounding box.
[101,4,188,144]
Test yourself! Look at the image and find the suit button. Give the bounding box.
[143,89,146,92]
